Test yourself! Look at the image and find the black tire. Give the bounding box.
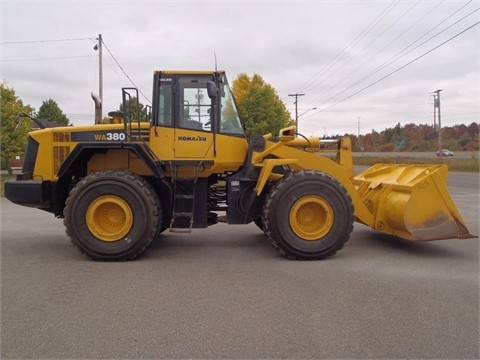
[64,170,161,261]
[262,170,354,260]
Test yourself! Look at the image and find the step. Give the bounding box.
[175,195,194,199]
[172,212,193,218]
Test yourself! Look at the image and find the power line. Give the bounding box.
[311,0,446,104]
[0,37,93,45]
[1,55,96,62]
[2,34,151,106]
[296,0,401,94]
[310,4,479,113]
[305,0,422,96]
[101,39,151,104]
[314,21,480,113]
[103,55,130,87]
[300,0,475,111]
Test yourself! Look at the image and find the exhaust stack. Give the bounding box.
[91,92,102,124]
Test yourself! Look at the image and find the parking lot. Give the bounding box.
[1,172,478,359]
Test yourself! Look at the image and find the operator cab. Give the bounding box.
[152,71,244,136]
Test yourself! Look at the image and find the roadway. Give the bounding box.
[1,172,478,359]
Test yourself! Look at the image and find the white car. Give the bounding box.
[436,149,454,157]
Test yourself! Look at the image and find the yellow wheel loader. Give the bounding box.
[5,70,475,261]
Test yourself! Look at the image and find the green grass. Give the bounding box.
[1,174,15,197]
[353,155,479,172]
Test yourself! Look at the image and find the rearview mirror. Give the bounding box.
[207,81,218,99]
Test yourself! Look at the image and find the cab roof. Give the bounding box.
[154,70,225,76]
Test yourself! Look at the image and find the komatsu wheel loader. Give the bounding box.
[5,70,475,261]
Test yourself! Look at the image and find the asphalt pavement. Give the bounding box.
[1,172,478,359]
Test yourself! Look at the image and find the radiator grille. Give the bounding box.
[54,146,70,174]
[53,132,71,142]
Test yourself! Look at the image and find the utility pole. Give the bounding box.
[98,34,103,107]
[433,89,443,161]
[93,34,103,118]
[289,93,304,133]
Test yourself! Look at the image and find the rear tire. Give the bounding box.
[262,170,354,260]
[64,170,161,261]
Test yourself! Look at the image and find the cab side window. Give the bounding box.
[157,82,173,126]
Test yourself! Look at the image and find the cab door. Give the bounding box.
[173,76,214,159]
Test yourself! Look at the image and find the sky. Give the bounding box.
[1,0,479,137]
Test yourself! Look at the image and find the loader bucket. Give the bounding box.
[354,164,475,241]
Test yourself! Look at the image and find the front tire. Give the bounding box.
[262,170,354,260]
[64,170,161,261]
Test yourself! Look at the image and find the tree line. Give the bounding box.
[327,122,479,152]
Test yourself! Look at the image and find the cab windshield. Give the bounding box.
[219,78,244,135]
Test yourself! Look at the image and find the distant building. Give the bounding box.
[8,156,23,174]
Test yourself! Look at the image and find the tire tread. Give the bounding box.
[262,170,354,260]
[64,170,160,261]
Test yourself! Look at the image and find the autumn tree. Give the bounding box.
[36,98,70,126]
[231,73,291,136]
[231,73,251,104]
[0,83,33,173]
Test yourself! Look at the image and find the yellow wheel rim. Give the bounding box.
[289,195,334,240]
[86,195,133,242]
